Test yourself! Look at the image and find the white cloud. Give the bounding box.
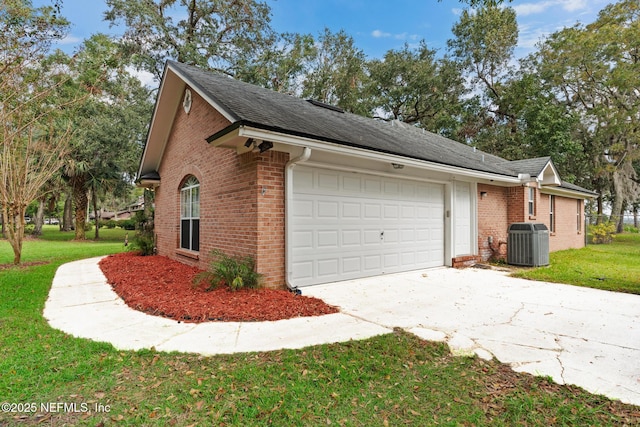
[560,0,588,12]
[372,29,391,38]
[126,66,157,89]
[60,34,83,45]
[513,1,555,17]
[513,0,589,17]
[372,29,419,43]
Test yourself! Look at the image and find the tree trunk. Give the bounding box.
[610,190,625,234]
[634,205,638,229]
[596,195,604,225]
[32,198,45,236]
[71,175,88,240]
[92,183,100,240]
[617,203,625,234]
[3,204,25,264]
[62,193,73,231]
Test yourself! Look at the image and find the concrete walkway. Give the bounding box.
[44,257,640,406]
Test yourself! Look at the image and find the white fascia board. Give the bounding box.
[138,68,183,178]
[238,126,522,184]
[166,63,238,123]
[538,160,562,186]
[540,186,597,199]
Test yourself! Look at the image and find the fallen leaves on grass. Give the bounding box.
[98,252,338,323]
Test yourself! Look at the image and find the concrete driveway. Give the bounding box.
[304,267,640,407]
[45,258,640,407]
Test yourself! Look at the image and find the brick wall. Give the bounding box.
[256,151,289,287]
[477,184,509,261]
[538,193,585,252]
[154,87,287,288]
[476,184,585,261]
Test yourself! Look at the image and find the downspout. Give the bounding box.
[285,147,311,294]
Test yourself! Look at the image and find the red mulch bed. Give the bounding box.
[98,252,338,323]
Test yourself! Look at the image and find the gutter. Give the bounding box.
[284,147,311,294]
[238,126,523,185]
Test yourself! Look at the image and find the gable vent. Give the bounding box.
[306,99,344,113]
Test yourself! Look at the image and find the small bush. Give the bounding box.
[118,218,136,230]
[624,225,639,234]
[590,222,616,244]
[128,211,155,256]
[101,219,117,229]
[195,249,263,292]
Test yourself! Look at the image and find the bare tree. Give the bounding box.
[0,0,73,263]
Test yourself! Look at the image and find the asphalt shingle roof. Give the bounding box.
[168,61,595,195]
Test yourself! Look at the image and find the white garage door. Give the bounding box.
[290,166,444,286]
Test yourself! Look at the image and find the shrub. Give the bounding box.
[118,218,136,230]
[590,222,616,244]
[195,249,263,292]
[624,225,639,234]
[101,219,117,229]
[128,210,155,256]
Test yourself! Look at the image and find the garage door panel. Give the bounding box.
[363,229,382,245]
[293,200,313,218]
[364,179,381,194]
[318,172,339,190]
[317,258,339,277]
[383,204,399,219]
[363,203,381,219]
[292,261,313,281]
[291,166,444,286]
[317,230,338,248]
[292,230,313,249]
[342,202,361,217]
[402,251,416,265]
[384,181,400,195]
[343,257,361,273]
[364,255,382,271]
[342,230,361,246]
[343,176,361,192]
[384,229,399,243]
[383,253,399,268]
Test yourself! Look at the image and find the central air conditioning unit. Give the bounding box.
[507,223,550,267]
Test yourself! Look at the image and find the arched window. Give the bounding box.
[180,176,200,251]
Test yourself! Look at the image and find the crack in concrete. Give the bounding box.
[506,302,525,325]
[234,323,242,347]
[551,332,640,351]
[56,298,120,308]
[554,337,567,383]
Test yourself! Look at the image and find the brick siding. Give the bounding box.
[476,183,585,262]
[154,88,287,288]
[477,184,509,261]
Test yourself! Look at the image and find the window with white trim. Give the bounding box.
[528,187,535,216]
[577,200,581,232]
[180,176,200,251]
[549,195,555,233]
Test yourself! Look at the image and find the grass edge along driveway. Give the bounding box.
[513,233,640,295]
[0,228,638,425]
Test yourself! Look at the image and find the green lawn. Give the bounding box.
[513,233,640,294]
[0,227,637,425]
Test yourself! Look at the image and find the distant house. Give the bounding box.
[90,196,146,221]
[137,61,596,288]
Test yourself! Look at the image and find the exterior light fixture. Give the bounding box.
[391,163,404,170]
[258,141,273,153]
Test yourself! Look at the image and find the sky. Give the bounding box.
[34,0,612,65]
